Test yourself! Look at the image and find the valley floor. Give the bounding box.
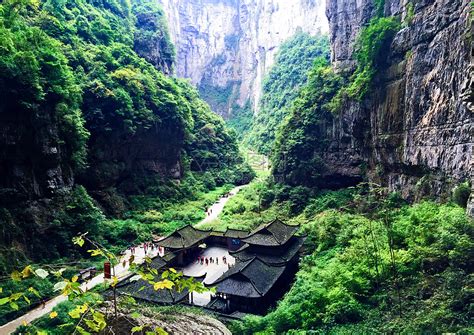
[1,185,246,334]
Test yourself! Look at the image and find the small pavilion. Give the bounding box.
[156,225,210,266]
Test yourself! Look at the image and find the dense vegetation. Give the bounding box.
[0,0,252,272]
[220,180,473,334]
[272,57,345,186]
[271,16,400,188]
[245,33,330,154]
[226,101,254,142]
[0,1,471,334]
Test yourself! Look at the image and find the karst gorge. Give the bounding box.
[0,0,472,334]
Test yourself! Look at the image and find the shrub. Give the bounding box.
[348,17,401,100]
[245,33,330,154]
[452,182,471,208]
[237,201,473,334]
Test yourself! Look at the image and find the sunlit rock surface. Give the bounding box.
[159,0,328,117]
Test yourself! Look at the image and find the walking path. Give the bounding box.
[196,185,246,227]
[1,184,246,333]
[0,246,157,334]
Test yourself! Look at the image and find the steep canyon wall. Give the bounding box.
[159,0,328,117]
[324,0,473,211]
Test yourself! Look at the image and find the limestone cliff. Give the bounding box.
[159,0,328,118]
[323,0,473,208]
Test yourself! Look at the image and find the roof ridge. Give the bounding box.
[176,224,192,232]
[208,258,254,286]
[180,234,186,248]
[243,257,286,296]
[246,274,264,296]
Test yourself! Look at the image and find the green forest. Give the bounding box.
[0,0,252,275]
[0,0,472,334]
[244,33,330,154]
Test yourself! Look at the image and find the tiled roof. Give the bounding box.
[112,256,188,304]
[206,297,227,311]
[208,257,286,298]
[242,219,299,246]
[116,276,190,304]
[157,225,210,249]
[223,228,249,239]
[161,251,178,263]
[149,256,168,269]
[115,264,206,304]
[231,236,305,265]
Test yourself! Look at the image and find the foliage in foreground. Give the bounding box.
[0,0,253,272]
[4,234,210,334]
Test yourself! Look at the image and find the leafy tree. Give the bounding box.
[232,196,473,334]
[271,57,345,187]
[1,234,210,334]
[347,16,401,100]
[0,0,252,273]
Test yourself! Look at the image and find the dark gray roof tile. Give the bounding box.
[157,225,209,249]
[208,257,286,297]
[231,236,305,265]
[242,219,299,246]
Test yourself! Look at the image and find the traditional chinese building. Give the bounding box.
[206,219,304,314]
[156,225,210,266]
[112,220,303,314]
[114,257,205,305]
[206,228,250,251]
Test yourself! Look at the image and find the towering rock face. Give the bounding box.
[159,0,328,118]
[323,0,473,206]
